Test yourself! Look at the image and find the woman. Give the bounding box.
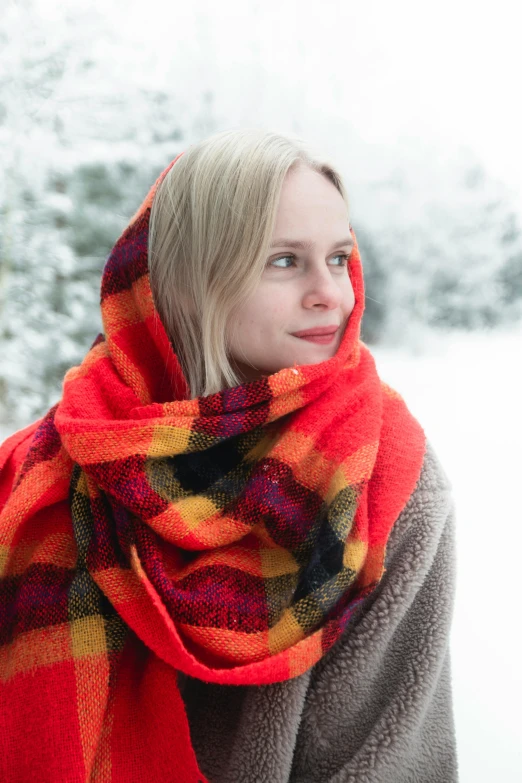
[0,129,458,782]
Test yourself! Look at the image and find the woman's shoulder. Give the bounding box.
[415,439,453,497]
[383,438,454,566]
[294,440,458,781]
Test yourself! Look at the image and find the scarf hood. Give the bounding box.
[0,155,426,782]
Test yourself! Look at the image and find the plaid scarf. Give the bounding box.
[0,158,426,782]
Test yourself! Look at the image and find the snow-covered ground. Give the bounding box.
[373,326,522,782]
[1,326,521,779]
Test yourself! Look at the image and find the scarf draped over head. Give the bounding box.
[0,155,426,782]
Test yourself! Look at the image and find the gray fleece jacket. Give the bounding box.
[178,441,458,782]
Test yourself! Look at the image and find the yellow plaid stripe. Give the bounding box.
[0,615,116,683]
[147,505,251,548]
[101,276,154,336]
[179,622,270,664]
[268,608,305,655]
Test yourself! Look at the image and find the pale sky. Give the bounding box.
[16,0,522,212]
[115,0,522,209]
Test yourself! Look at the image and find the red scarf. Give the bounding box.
[0,157,425,782]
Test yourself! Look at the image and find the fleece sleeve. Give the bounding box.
[178,441,458,783]
[289,439,458,782]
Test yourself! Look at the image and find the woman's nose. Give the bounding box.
[302,265,343,309]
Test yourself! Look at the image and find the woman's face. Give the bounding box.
[228,165,355,382]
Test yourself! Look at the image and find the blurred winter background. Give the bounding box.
[1,0,521,778]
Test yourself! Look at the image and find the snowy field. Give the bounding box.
[373,326,522,782]
[1,325,521,780]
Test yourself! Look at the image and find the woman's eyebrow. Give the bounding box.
[270,237,355,250]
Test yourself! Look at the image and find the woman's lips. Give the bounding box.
[296,333,337,344]
[292,326,339,344]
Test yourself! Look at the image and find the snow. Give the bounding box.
[372,325,522,781]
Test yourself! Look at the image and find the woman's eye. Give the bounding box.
[270,255,294,268]
[268,253,348,269]
[330,254,349,266]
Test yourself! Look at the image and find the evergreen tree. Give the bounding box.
[0,1,214,427]
[352,143,522,344]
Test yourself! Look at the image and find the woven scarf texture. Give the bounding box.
[0,156,426,782]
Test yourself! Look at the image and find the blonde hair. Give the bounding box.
[148,128,348,398]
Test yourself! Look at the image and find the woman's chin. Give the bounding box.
[231,345,337,383]
[296,344,338,366]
